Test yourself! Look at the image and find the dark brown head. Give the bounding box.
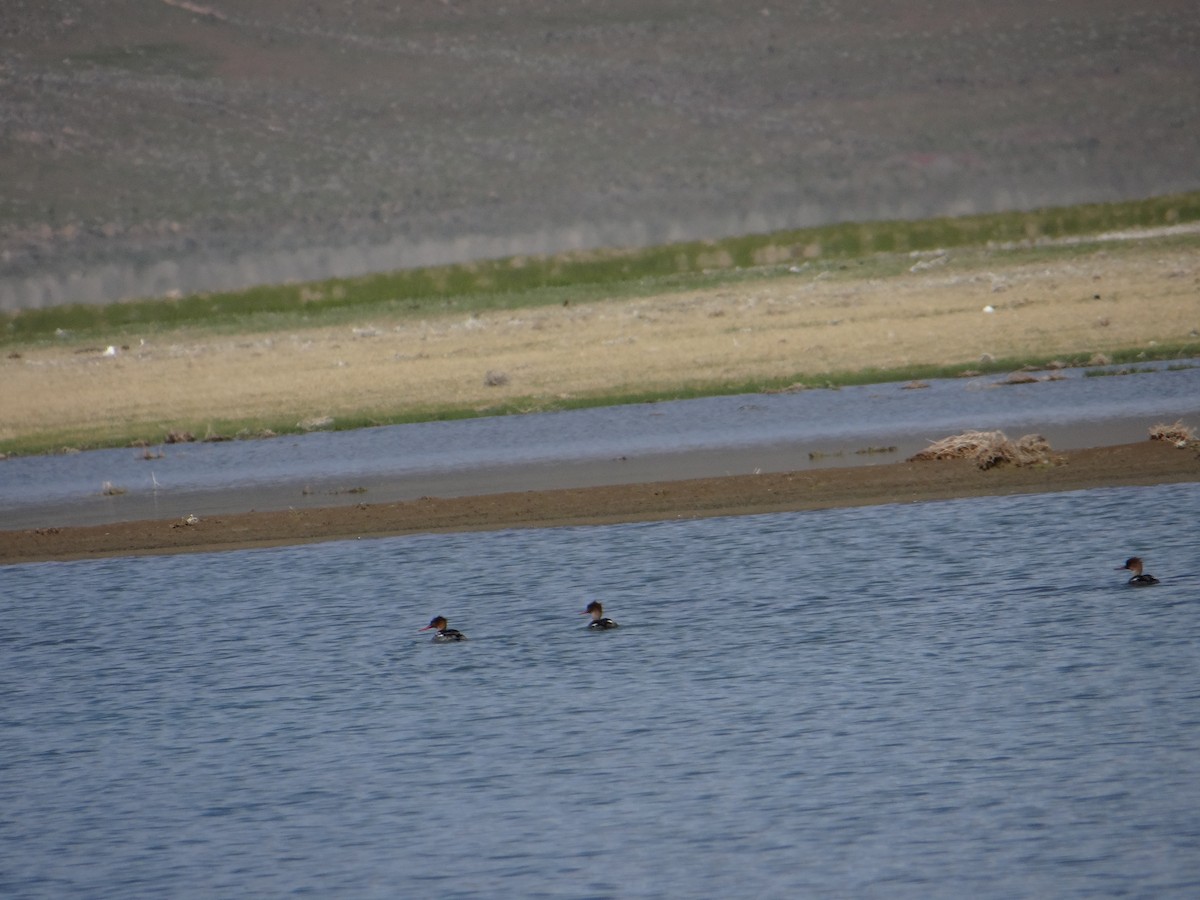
[581,600,603,620]
[1116,557,1144,574]
[421,615,448,632]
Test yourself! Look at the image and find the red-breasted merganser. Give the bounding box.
[420,615,467,642]
[580,600,618,629]
[1116,557,1160,586]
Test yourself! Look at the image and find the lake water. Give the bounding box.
[3,482,1199,898]
[4,358,1199,529]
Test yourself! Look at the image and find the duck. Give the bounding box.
[420,615,467,642]
[1116,557,1159,586]
[580,600,619,629]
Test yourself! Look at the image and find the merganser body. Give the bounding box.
[420,615,467,642]
[581,600,618,629]
[1116,557,1159,586]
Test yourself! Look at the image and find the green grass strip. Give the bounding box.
[3,342,1196,458]
[4,190,1199,345]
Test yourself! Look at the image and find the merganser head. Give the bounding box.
[421,615,448,632]
[1116,557,1145,575]
[581,601,604,621]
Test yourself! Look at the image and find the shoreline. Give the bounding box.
[6,234,1198,457]
[3,440,1197,565]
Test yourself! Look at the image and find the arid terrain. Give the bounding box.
[3,1,1199,308]
[3,232,1199,563]
[4,3,1200,562]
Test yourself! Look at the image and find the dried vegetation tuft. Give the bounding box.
[1148,420,1197,448]
[909,430,1056,469]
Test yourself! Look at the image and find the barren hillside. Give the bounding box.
[2,0,1198,309]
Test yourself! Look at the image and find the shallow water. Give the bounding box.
[3,483,1199,897]
[3,358,1199,528]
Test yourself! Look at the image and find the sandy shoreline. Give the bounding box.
[5,235,1199,453]
[4,233,1197,565]
[3,440,1196,565]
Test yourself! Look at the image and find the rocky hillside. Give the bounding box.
[2,0,1198,309]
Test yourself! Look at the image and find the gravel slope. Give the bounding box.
[3,0,1199,309]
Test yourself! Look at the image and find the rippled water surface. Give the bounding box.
[3,483,1200,898]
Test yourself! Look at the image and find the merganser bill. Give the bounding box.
[581,600,618,629]
[1116,557,1160,586]
[420,615,467,642]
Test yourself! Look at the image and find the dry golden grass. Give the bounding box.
[3,239,1198,447]
[908,430,1056,469]
[1149,420,1197,447]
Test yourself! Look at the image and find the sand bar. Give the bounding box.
[3,440,1197,564]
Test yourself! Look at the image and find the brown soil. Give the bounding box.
[4,440,1196,564]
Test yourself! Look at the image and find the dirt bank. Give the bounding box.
[3,440,1196,564]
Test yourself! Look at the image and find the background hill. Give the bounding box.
[2,0,1198,310]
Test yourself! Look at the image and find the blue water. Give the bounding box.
[3,482,1199,897]
[3,358,1199,528]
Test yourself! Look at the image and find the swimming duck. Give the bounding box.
[580,600,618,629]
[1116,557,1159,586]
[420,615,467,642]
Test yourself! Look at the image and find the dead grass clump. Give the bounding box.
[1003,371,1039,384]
[1149,420,1196,447]
[1000,370,1065,385]
[763,382,811,394]
[909,430,1054,469]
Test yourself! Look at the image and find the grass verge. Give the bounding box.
[4,190,1199,345]
[3,193,1199,457]
[3,343,1197,459]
